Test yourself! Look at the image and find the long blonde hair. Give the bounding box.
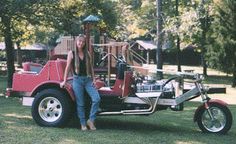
[74,34,92,76]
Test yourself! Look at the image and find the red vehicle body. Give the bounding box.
[7,54,233,134]
[11,60,75,100]
[9,58,133,105]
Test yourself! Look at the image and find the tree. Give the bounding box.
[12,20,36,67]
[136,0,201,73]
[156,0,163,79]
[198,0,212,76]
[112,0,143,40]
[48,0,118,38]
[1,1,17,88]
[175,0,181,72]
[85,0,118,34]
[206,0,236,87]
[0,0,59,88]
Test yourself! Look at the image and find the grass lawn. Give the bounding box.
[0,96,235,144]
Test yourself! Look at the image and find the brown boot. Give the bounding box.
[87,119,96,130]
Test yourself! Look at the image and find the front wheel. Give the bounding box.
[31,89,73,127]
[196,103,232,134]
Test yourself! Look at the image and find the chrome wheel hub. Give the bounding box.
[202,107,226,132]
[38,97,62,122]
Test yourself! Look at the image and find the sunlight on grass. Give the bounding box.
[57,139,78,144]
[4,121,16,124]
[183,106,198,111]
[175,141,202,144]
[4,113,32,119]
[7,125,32,131]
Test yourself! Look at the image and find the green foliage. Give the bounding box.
[164,7,202,49]
[206,0,236,73]
[113,1,139,40]
[87,0,118,35]
[113,0,156,40]
[123,0,205,47]
[205,0,236,86]
[0,51,6,60]
[0,0,60,45]
[136,0,156,34]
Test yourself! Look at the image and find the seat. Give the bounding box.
[22,62,43,73]
[98,79,123,97]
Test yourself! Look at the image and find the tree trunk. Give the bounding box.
[201,28,207,76]
[16,41,22,68]
[3,16,15,88]
[200,0,208,76]
[202,52,207,76]
[176,36,181,72]
[176,0,181,72]
[156,0,163,79]
[232,65,236,87]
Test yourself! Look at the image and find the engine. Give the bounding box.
[135,79,174,93]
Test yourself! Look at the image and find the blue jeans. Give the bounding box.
[72,75,100,126]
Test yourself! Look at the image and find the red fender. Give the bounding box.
[193,99,228,122]
[30,81,75,101]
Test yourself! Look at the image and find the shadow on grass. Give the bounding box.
[1,112,194,134]
[0,76,7,95]
[95,117,196,133]
[67,111,197,134]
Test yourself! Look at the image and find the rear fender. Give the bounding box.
[193,99,228,122]
[30,81,75,101]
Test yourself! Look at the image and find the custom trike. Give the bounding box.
[7,53,232,134]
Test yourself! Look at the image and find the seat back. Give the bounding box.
[122,71,133,97]
[112,79,123,95]
[22,62,43,73]
[117,62,126,80]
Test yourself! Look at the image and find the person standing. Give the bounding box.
[60,34,100,131]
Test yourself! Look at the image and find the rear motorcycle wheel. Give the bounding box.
[196,103,232,134]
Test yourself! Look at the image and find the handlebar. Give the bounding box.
[169,72,204,81]
[96,56,107,66]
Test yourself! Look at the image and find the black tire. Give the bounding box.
[31,89,73,127]
[196,103,232,134]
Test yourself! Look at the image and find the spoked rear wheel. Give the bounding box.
[196,103,232,134]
